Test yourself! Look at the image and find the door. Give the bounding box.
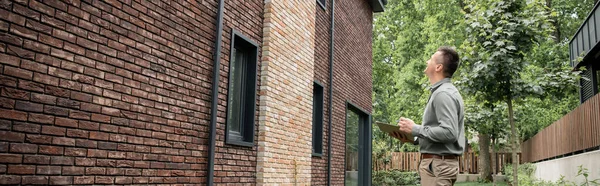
[345,102,372,186]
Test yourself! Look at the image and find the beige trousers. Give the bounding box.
[418,158,459,186]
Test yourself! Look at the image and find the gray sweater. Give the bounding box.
[411,78,465,156]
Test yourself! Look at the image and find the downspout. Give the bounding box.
[208,0,225,185]
[327,0,335,185]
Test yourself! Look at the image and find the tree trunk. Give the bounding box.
[491,138,497,186]
[479,133,493,182]
[507,99,519,186]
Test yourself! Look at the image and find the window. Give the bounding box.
[580,67,595,103]
[596,70,600,92]
[345,109,360,186]
[312,82,324,156]
[596,69,599,95]
[225,30,259,147]
[317,0,326,10]
[344,102,372,186]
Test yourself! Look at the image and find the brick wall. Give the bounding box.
[1,0,375,184]
[256,0,316,185]
[330,0,374,185]
[214,0,263,185]
[311,1,331,186]
[0,0,262,185]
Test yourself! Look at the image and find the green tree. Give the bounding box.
[514,0,595,140]
[372,0,466,152]
[372,0,428,154]
[465,99,509,182]
[371,0,588,181]
[459,0,576,184]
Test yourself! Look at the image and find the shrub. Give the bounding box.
[502,163,555,186]
[502,164,599,186]
[372,170,419,186]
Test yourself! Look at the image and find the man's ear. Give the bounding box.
[435,63,444,73]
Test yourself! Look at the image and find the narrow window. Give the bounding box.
[312,82,324,156]
[226,30,258,147]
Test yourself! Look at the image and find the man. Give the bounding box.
[392,46,465,186]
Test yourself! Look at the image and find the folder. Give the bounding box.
[375,121,415,143]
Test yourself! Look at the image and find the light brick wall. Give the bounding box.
[257,0,316,185]
[311,1,331,185]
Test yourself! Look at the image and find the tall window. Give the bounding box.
[226,30,258,147]
[345,109,360,186]
[344,102,372,186]
[312,82,324,156]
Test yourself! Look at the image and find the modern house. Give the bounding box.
[520,1,600,183]
[570,1,600,103]
[0,0,385,185]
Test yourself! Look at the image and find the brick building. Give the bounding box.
[0,0,384,185]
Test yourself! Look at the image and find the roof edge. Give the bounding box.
[371,0,386,13]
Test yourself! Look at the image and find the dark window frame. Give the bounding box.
[225,29,259,147]
[580,63,599,103]
[596,68,600,95]
[593,64,599,96]
[312,81,324,157]
[317,0,326,10]
[344,101,372,186]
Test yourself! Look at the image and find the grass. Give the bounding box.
[454,181,509,186]
[404,181,509,186]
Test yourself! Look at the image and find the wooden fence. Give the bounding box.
[521,93,600,163]
[374,151,520,174]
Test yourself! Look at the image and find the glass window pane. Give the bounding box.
[345,110,360,186]
[596,70,599,94]
[312,84,323,154]
[225,33,258,145]
[312,110,317,152]
[227,48,245,135]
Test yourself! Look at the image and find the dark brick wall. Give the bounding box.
[310,0,374,185]
[0,0,262,185]
[214,0,263,185]
[0,0,375,184]
[311,1,331,186]
[331,0,374,185]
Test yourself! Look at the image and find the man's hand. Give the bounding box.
[397,117,415,134]
[389,131,404,140]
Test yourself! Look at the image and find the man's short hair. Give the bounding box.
[437,46,459,77]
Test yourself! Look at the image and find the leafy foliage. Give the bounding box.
[502,164,600,186]
[459,0,584,184]
[465,101,509,143]
[372,0,593,183]
[459,0,554,104]
[372,0,466,153]
[372,171,419,186]
[502,163,554,186]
